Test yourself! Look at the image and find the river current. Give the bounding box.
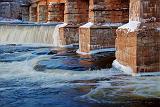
[0,44,160,107]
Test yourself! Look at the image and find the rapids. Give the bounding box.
[0,44,159,107]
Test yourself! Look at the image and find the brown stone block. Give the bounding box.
[59,25,79,45]
[79,27,91,52]
[116,21,160,73]
[79,23,119,53]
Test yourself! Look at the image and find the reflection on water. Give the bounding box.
[0,44,159,107]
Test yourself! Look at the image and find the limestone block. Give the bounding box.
[116,22,160,73]
[59,25,79,45]
[79,25,117,53]
[0,2,11,18]
[48,3,64,22]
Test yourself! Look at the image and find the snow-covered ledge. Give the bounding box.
[80,22,94,28]
[118,21,141,33]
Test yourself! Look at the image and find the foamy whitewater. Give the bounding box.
[0,45,159,107]
[0,23,64,47]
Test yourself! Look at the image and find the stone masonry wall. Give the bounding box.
[89,0,129,24]
[64,0,89,25]
[116,0,160,74]
[79,0,129,53]
[29,5,37,22]
[37,4,48,22]
[29,0,65,22]
[59,0,89,45]
[0,2,21,19]
[21,5,30,21]
[48,3,64,22]
[0,0,30,20]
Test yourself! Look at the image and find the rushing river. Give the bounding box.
[0,44,160,107]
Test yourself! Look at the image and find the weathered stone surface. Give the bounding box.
[29,5,37,22]
[29,0,65,22]
[48,3,64,22]
[21,5,29,21]
[64,0,89,25]
[59,0,89,45]
[0,0,30,20]
[129,0,160,22]
[79,26,117,53]
[37,5,48,22]
[115,0,160,74]
[59,25,79,45]
[89,0,129,24]
[79,0,129,53]
[0,2,11,18]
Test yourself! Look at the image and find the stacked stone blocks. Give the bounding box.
[116,0,160,74]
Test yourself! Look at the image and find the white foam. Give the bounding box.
[0,54,118,83]
[112,60,134,75]
[112,60,160,76]
[0,50,160,99]
[60,43,78,48]
[76,48,115,55]
[157,27,160,31]
[118,21,141,32]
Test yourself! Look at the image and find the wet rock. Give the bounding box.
[34,64,46,71]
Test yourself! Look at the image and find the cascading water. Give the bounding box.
[0,23,160,107]
[0,23,65,47]
[52,23,67,47]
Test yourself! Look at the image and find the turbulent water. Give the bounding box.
[0,23,62,46]
[0,44,160,107]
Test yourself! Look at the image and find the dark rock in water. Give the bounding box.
[47,51,57,55]
[34,65,46,71]
[6,44,17,46]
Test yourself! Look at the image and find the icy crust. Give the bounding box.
[102,23,123,27]
[118,21,141,32]
[76,48,115,55]
[80,22,94,28]
[80,22,123,28]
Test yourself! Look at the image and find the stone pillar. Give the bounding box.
[59,0,89,45]
[48,2,64,22]
[79,0,129,53]
[29,5,37,22]
[10,2,22,19]
[37,4,48,22]
[0,2,11,18]
[21,5,30,21]
[114,0,160,75]
[0,1,22,19]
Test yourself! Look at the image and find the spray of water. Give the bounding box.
[0,23,66,47]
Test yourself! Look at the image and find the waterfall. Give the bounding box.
[0,23,65,47]
[52,23,67,47]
